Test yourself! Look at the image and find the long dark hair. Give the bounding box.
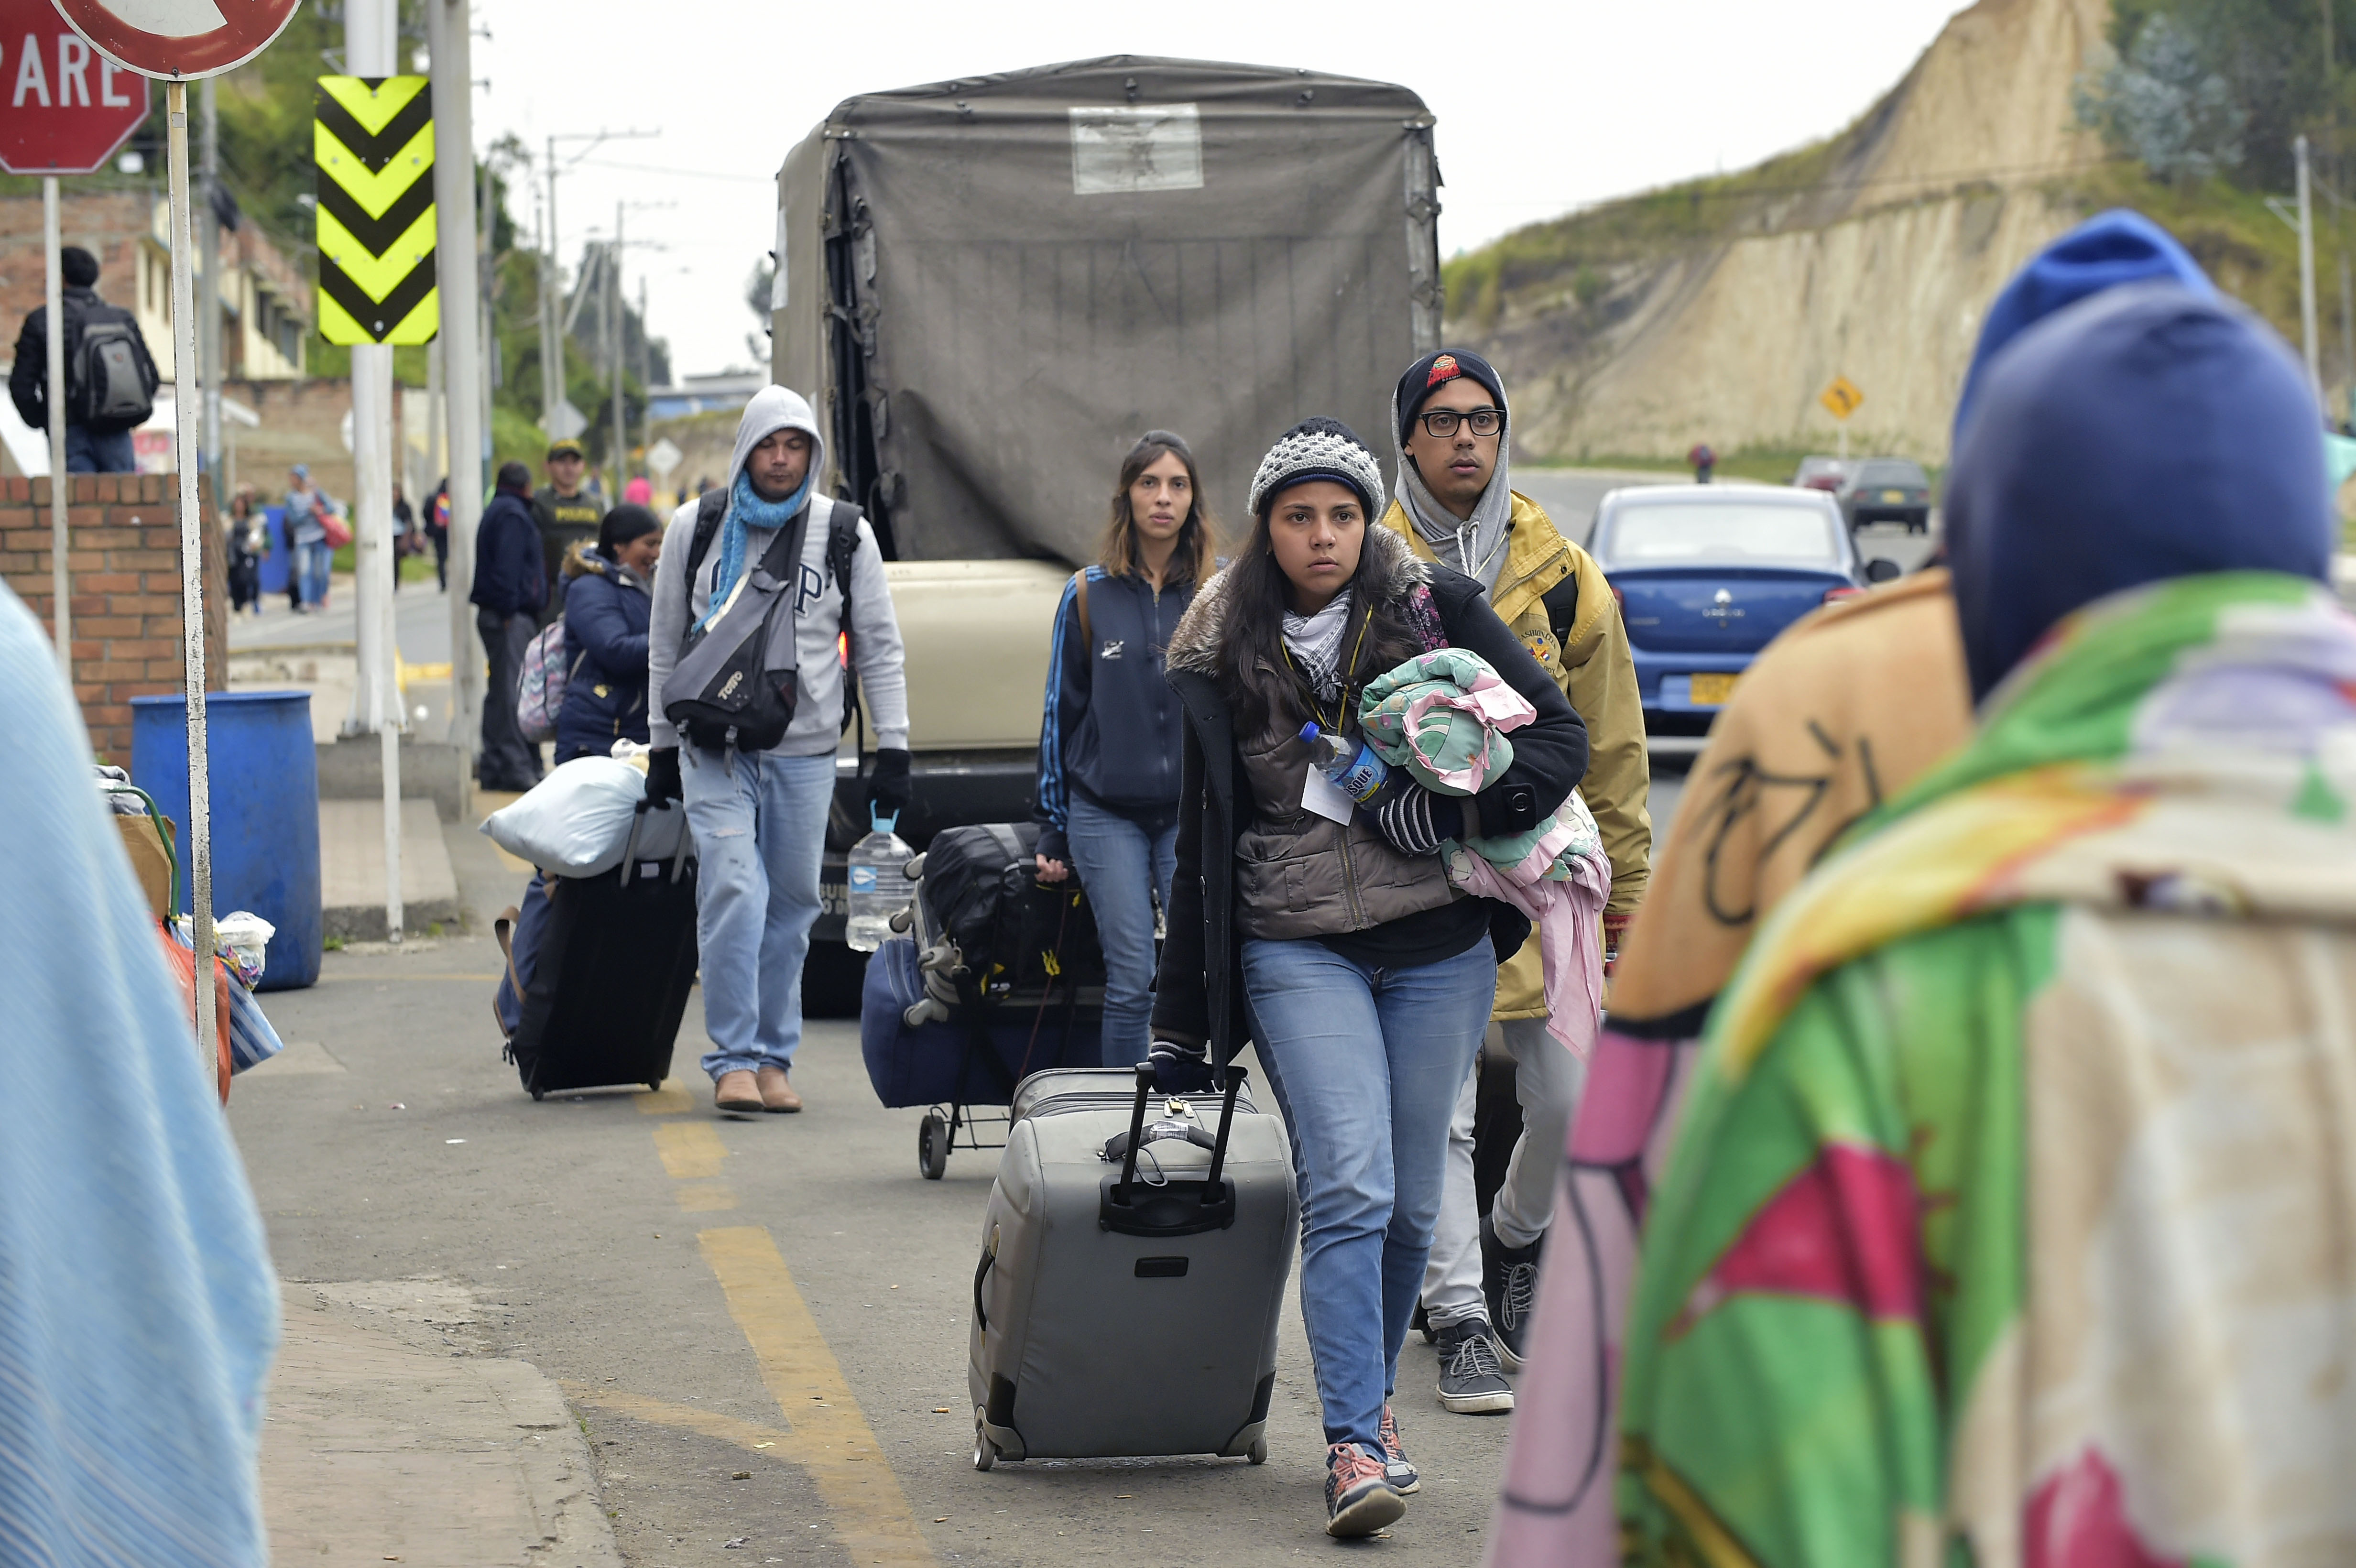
[1216,507,1427,741]
[1098,430,1217,586]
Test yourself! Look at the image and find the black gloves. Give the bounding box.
[645,747,683,806]
[867,747,912,822]
[1372,783,1464,856]
[1150,1038,1214,1095]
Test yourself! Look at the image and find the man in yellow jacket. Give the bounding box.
[1376,348,1652,1419]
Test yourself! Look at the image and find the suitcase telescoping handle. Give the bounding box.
[1104,1060,1247,1236]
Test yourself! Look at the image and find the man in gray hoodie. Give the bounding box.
[645,386,910,1115]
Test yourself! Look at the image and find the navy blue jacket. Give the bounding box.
[556,548,653,756]
[469,489,546,616]
[1034,566,1194,863]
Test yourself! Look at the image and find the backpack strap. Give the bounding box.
[1070,569,1091,648]
[827,499,867,734]
[682,486,729,584]
[1539,564,1581,651]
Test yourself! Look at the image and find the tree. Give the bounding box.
[2075,12,2248,184]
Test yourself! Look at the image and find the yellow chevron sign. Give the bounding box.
[315,76,437,346]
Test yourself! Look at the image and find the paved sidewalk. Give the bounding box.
[264,1279,622,1567]
[321,798,461,940]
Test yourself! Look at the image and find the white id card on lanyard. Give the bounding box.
[1301,765,1355,825]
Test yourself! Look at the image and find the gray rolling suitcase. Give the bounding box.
[967,1064,1298,1469]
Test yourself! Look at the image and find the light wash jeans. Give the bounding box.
[681,746,836,1081]
[1063,795,1176,1070]
[1242,937,1494,1451]
[1420,1014,1590,1329]
[295,539,333,608]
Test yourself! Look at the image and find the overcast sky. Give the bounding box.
[471,0,1972,380]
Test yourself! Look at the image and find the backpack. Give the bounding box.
[68,304,154,429]
[515,621,582,744]
[673,488,867,746]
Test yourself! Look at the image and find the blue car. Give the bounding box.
[1589,484,1900,733]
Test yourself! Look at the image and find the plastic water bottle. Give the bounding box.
[1300,721,1390,803]
[845,812,915,953]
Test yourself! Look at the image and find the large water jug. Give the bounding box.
[1299,721,1390,803]
[846,812,916,953]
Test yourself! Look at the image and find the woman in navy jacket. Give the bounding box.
[1035,431,1217,1069]
[555,503,662,765]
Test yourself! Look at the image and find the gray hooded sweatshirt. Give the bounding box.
[645,385,908,755]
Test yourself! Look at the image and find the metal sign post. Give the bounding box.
[54,0,304,1069]
[43,178,64,679]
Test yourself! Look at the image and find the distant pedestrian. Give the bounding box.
[425,478,450,591]
[645,386,910,1118]
[623,475,653,507]
[472,461,547,791]
[224,486,267,616]
[1686,441,1715,483]
[1033,430,1215,1069]
[283,465,337,613]
[390,482,416,591]
[7,245,159,475]
[555,503,662,765]
[534,438,602,626]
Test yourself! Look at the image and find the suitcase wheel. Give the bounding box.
[1249,1436,1268,1466]
[919,1114,950,1181]
[972,1408,995,1472]
[529,1085,545,1102]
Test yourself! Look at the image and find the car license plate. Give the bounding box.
[1880,489,1906,503]
[1690,672,1738,706]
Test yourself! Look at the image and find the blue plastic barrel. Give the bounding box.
[131,690,321,991]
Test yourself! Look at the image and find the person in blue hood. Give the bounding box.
[1953,208,2215,446]
[1945,283,2334,700]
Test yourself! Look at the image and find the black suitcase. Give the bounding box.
[505,801,699,1100]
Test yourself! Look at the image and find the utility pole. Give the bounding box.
[2341,251,2354,428]
[538,128,655,438]
[638,275,653,490]
[198,78,222,485]
[429,0,485,770]
[2300,135,2323,402]
[610,202,625,497]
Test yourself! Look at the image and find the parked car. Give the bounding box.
[1791,454,1851,493]
[1591,484,1900,732]
[1838,457,1934,532]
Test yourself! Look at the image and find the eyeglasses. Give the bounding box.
[1417,407,1505,439]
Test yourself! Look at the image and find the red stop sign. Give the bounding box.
[0,0,144,174]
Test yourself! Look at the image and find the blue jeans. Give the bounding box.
[681,746,836,1080]
[294,540,333,607]
[1241,937,1494,1451]
[1063,795,1176,1069]
[64,424,135,473]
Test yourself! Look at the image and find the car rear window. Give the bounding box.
[1856,461,1927,486]
[1607,501,1841,564]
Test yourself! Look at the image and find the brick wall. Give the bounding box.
[0,474,226,765]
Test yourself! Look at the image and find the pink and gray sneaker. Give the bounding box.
[1380,1405,1420,1493]
[1325,1441,1407,1537]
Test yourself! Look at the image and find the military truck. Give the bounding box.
[770,55,1442,1009]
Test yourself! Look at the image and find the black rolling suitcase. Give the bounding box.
[501,800,699,1100]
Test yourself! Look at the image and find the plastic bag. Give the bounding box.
[480,755,689,876]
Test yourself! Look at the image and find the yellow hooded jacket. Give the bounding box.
[1379,490,1651,1019]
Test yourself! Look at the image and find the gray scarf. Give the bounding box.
[1281,589,1354,703]
[1388,379,1514,591]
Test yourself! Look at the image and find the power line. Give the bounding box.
[573,158,770,183]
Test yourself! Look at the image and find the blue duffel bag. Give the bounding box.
[861,936,1096,1108]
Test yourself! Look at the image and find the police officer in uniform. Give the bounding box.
[534,436,604,622]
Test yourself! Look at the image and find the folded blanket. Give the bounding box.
[1360,649,1531,795]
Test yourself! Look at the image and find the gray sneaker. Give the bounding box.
[1483,1214,1544,1370]
[1379,1404,1420,1493]
[1433,1318,1515,1414]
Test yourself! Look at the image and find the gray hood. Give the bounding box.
[724,383,829,515]
[1388,379,1513,592]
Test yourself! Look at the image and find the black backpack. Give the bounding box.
[677,486,868,733]
[67,303,155,430]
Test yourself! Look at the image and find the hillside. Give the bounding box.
[1452,0,2337,466]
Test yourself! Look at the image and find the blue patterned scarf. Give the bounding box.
[696,465,815,632]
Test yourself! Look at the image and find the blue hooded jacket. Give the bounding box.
[1945,283,2334,700]
[1954,208,2214,447]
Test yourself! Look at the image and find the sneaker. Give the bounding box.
[1378,1405,1420,1493]
[1433,1317,1515,1414]
[1324,1442,1406,1537]
[1482,1215,1544,1369]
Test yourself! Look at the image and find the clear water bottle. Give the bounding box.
[845,812,915,953]
[1300,721,1390,803]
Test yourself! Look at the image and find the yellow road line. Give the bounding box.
[566,1384,791,1452]
[633,1080,695,1115]
[698,1226,936,1566]
[654,1121,728,1180]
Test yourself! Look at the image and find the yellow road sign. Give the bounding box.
[1820,375,1865,420]
[315,76,437,346]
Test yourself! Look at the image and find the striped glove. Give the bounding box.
[1371,784,1464,857]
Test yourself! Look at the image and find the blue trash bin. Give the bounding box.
[131,690,321,991]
